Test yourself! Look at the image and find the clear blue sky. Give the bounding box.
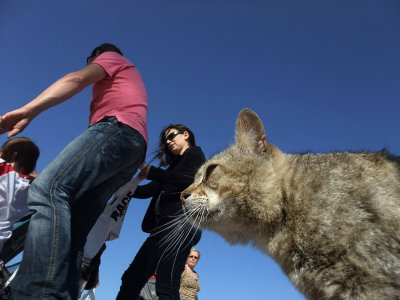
[1,1,399,299]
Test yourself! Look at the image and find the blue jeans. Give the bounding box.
[12,117,146,300]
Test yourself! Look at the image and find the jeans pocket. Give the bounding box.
[100,131,134,173]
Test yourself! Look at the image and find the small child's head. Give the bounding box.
[0,137,40,175]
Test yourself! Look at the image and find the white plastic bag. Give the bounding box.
[81,288,95,300]
[83,177,141,259]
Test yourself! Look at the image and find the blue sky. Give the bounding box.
[1,1,399,299]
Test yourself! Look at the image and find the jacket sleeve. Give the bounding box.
[133,181,159,199]
[147,148,205,188]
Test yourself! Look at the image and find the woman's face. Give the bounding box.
[164,128,190,156]
[186,250,199,269]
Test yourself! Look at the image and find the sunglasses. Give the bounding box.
[189,255,199,260]
[165,131,183,141]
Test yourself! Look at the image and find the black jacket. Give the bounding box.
[134,146,206,233]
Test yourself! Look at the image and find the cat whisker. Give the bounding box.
[150,216,186,237]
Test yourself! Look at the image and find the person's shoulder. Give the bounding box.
[95,52,134,67]
[0,159,30,182]
[0,158,14,175]
[186,146,204,155]
[98,51,121,59]
[189,146,206,159]
[182,146,206,165]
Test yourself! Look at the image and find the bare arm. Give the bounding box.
[0,63,107,138]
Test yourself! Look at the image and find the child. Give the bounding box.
[0,137,40,253]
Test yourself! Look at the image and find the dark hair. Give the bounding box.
[0,137,40,175]
[153,124,196,167]
[87,43,123,64]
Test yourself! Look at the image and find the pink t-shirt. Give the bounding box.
[90,52,148,145]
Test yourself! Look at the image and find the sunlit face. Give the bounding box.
[186,250,200,269]
[165,128,190,156]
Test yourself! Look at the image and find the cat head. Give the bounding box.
[182,109,284,245]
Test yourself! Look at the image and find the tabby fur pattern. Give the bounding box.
[181,108,400,300]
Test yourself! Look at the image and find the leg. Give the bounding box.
[116,237,158,300]
[156,227,202,300]
[12,118,145,300]
[67,167,139,300]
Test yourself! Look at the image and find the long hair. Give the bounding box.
[153,124,196,167]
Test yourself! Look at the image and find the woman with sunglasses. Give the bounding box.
[116,124,205,300]
[179,248,201,300]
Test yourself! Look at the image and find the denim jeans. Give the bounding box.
[12,117,146,300]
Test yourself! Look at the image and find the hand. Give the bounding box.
[29,170,38,183]
[138,164,151,180]
[0,107,33,138]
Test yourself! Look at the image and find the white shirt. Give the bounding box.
[0,158,30,253]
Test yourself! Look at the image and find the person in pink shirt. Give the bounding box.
[0,43,148,300]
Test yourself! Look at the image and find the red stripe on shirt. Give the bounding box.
[0,162,29,179]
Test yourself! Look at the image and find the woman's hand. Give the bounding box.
[138,163,151,179]
[29,170,39,183]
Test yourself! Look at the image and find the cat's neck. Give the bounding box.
[267,143,289,179]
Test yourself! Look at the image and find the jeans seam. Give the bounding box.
[42,122,115,298]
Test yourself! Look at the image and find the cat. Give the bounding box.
[180,108,400,300]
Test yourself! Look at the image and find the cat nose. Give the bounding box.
[180,191,190,203]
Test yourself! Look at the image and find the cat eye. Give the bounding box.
[165,131,183,141]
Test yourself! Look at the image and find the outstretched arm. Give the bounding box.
[0,63,107,138]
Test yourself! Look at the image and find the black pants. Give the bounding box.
[116,227,201,300]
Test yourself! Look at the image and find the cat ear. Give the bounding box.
[235,108,268,154]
